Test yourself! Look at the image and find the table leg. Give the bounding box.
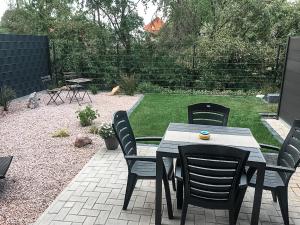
[250,165,265,225]
[155,152,163,225]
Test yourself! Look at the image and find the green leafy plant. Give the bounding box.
[98,122,115,139]
[137,82,166,93]
[76,106,99,126]
[119,75,137,96]
[89,84,99,95]
[89,125,99,134]
[52,128,70,137]
[0,85,16,111]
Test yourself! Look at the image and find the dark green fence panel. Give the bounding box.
[0,34,50,97]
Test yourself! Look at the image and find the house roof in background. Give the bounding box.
[144,17,164,34]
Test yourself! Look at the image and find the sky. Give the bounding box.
[0,0,160,24]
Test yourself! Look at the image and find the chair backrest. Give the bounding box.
[277,119,300,184]
[188,103,230,126]
[41,75,53,89]
[179,144,249,209]
[113,111,137,167]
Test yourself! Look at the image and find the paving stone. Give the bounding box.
[33,147,300,225]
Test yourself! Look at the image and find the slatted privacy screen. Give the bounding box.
[278,37,300,126]
[0,34,50,97]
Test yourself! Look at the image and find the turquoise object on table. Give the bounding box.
[200,130,210,135]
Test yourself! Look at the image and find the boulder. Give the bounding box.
[74,134,92,148]
[27,92,39,109]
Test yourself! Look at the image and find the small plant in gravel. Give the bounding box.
[76,106,99,127]
[98,123,115,139]
[89,125,99,134]
[52,128,70,137]
[89,84,99,95]
[0,85,16,111]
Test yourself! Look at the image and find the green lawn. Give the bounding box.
[129,94,279,146]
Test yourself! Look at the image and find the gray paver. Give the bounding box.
[33,145,300,225]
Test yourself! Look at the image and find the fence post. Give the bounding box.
[274,44,282,84]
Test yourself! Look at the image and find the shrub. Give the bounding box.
[89,125,99,134]
[98,122,115,139]
[0,85,16,111]
[119,75,137,96]
[52,128,70,137]
[76,106,99,126]
[89,84,99,95]
[137,82,166,93]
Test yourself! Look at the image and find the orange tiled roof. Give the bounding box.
[144,17,164,34]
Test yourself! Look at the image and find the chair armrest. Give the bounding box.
[239,174,247,188]
[266,164,295,173]
[259,143,280,151]
[125,155,156,162]
[135,137,162,142]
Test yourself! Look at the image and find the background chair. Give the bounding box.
[179,144,249,225]
[176,103,230,208]
[41,75,64,105]
[112,111,174,217]
[248,119,300,225]
[188,103,230,126]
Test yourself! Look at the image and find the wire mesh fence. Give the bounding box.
[50,40,285,92]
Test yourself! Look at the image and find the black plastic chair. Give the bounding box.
[178,144,249,225]
[0,156,13,179]
[188,103,230,126]
[112,111,174,214]
[247,120,300,225]
[176,103,230,208]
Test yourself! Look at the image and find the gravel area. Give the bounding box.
[0,91,140,225]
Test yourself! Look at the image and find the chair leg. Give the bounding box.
[229,209,236,225]
[123,174,137,210]
[171,173,176,191]
[177,179,183,209]
[277,188,289,225]
[162,168,173,219]
[271,190,277,202]
[234,187,247,223]
[180,199,188,225]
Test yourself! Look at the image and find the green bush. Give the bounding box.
[119,75,137,96]
[0,85,16,111]
[76,106,99,126]
[137,82,166,93]
[52,128,70,137]
[89,84,99,95]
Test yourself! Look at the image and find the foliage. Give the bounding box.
[0,85,16,111]
[89,125,99,134]
[1,0,300,92]
[89,84,99,95]
[119,75,137,95]
[130,94,279,146]
[137,82,166,93]
[98,122,115,139]
[76,106,99,126]
[52,128,70,137]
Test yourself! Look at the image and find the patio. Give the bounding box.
[34,145,300,225]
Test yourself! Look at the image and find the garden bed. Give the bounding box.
[0,92,140,225]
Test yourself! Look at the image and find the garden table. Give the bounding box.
[66,78,92,105]
[155,123,266,225]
